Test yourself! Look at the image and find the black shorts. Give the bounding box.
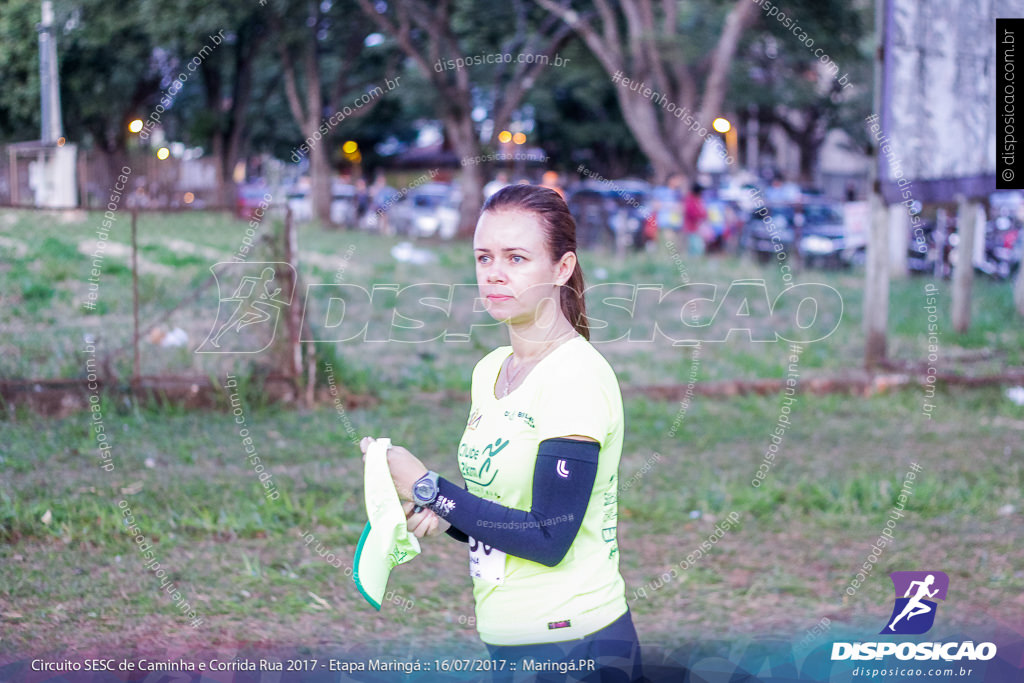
[484,609,644,683]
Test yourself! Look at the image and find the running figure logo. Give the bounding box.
[198,262,295,353]
[881,570,949,635]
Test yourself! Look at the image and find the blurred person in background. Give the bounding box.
[369,174,397,234]
[355,177,370,224]
[683,182,708,255]
[485,171,510,200]
[541,170,565,199]
[653,174,684,245]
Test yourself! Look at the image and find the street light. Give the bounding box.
[498,130,513,144]
[129,119,143,134]
[512,132,526,145]
[342,140,362,164]
[156,147,170,160]
[713,117,737,163]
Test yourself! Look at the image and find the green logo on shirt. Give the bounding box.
[460,436,509,487]
[503,409,536,428]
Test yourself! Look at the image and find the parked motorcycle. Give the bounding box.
[909,212,1021,280]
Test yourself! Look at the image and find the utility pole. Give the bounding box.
[34,0,77,208]
[864,0,889,368]
[38,0,63,143]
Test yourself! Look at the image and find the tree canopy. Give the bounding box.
[0,0,872,203]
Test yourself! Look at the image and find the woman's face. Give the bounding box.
[473,209,575,329]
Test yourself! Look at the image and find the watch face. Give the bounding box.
[414,479,435,501]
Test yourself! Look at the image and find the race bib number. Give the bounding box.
[468,536,506,585]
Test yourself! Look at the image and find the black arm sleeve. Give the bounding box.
[430,437,599,567]
[444,525,469,543]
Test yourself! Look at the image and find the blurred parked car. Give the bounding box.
[387,183,460,239]
[714,178,762,213]
[567,184,614,249]
[330,182,358,228]
[741,201,863,268]
[280,182,360,227]
[235,183,270,220]
[285,186,312,222]
[567,180,654,250]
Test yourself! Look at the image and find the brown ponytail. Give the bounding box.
[482,184,589,340]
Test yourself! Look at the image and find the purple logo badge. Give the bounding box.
[881,571,949,635]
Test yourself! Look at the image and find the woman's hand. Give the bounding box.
[385,444,429,501]
[402,501,450,538]
[359,437,429,502]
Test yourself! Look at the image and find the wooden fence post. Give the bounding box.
[282,206,304,402]
[131,208,140,384]
[951,196,977,333]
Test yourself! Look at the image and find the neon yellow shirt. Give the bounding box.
[456,334,627,645]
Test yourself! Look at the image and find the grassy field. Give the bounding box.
[1,208,1023,667]
[2,208,1021,384]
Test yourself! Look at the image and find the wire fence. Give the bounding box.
[0,203,314,415]
[6,145,222,209]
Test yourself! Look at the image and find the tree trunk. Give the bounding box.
[443,113,484,236]
[616,93,685,182]
[224,27,261,209]
[222,117,244,210]
[459,161,485,236]
[310,139,332,227]
[220,165,237,212]
[209,134,227,207]
[797,137,818,185]
[279,31,331,226]
[535,0,756,185]
[354,0,573,233]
